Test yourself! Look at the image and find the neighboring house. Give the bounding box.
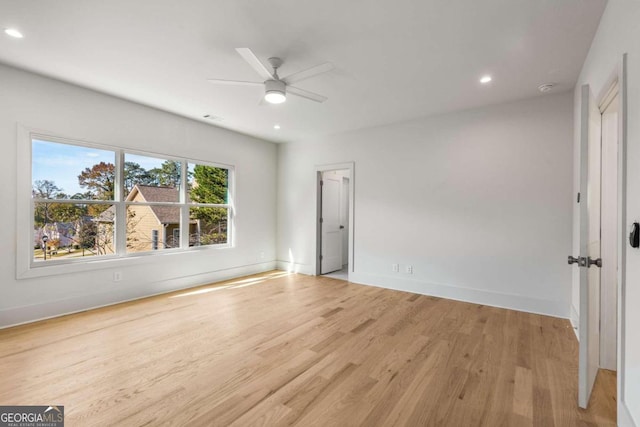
[126,185,187,252]
[97,185,199,253]
[34,222,76,249]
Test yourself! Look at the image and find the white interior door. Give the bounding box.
[321,172,343,274]
[578,84,603,408]
[341,177,349,266]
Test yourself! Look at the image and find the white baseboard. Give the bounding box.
[0,261,276,329]
[276,260,314,275]
[620,400,638,427]
[347,272,569,318]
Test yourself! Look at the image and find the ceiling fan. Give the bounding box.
[208,48,333,104]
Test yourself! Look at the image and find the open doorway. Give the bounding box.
[315,163,354,279]
[599,84,619,372]
[574,68,626,413]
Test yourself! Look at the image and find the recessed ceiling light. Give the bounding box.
[480,75,492,84]
[274,124,281,130]
[4,28,24,38]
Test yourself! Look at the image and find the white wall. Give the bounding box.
[0,64,277,328]
[278,92,574,318]
[572,1,640,424]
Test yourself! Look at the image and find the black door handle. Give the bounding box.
[588,257,602,268]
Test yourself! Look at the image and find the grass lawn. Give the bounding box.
[33,247,98,261]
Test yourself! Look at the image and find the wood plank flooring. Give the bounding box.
[0,271,616,426]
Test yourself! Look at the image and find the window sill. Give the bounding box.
[16,244,233,280]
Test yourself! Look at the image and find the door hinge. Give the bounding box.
[320,255,323,261]
[577,192,581,203]
[320,180,324,186]
[319,217,323,223]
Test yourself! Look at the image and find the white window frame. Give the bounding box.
[16,126,235,279]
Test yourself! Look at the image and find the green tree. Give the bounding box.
[190,165,227,204]
[47,193,88,224]
[190,165,228,244]
[71,191,95,200]
[149,160,181,187]
[124,161,154,194]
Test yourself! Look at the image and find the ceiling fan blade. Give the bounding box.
[287,86,328,103]
[282,62,333,85]
[207,79,263,86]
[235,48,274,81]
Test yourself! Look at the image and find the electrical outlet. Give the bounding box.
[406,265,413,274]
[113,271,122,282]
[392,264,399,273]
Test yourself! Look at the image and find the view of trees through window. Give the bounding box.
[189,162,229,246]
[32,138,230,263]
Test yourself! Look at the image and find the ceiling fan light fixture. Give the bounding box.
[265,90,286,104]
[264,79,286,104]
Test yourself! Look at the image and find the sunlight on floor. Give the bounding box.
[169,271,292,298]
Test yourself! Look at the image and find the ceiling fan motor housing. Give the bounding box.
[265,79,286,95]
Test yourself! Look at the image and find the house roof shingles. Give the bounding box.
[97,185,184,225]
[135,185,180,204]
[135,186,181,225]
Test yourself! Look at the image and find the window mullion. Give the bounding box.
[180,161,189,249]
[115,150,127,255]
[228,166,234,246]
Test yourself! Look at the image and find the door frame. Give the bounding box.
[613,54,629,422]
[577,54,628,416]
[315,162,355,277]
[596,55,629,420]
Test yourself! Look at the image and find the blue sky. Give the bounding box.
[32,140,170,196]
[32,139,114,196]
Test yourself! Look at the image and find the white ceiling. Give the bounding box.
[0,0,607,143]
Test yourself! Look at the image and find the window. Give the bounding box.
[27,134,233,269]
[32,139,116,262]
[123,153,182,254]
[188,162,229,246]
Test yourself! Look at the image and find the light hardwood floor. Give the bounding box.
[0,271,616,426]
